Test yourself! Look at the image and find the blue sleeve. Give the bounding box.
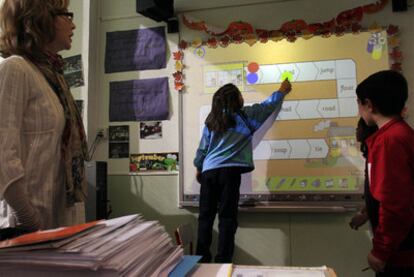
[242,91,285,130]
[193,126,211,171]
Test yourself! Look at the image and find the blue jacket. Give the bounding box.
[194,91,285,173]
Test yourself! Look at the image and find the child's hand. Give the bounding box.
[349,209,368,230]
[367,252,385,273]
[279,79,292,94]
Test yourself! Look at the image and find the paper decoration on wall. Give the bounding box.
[183,17,254,37]
[385,25,402,71]
[175,0,403,93]
[367,32,386,60]
[63,55,84,88]
[108,125,130,159]
[105,26,166,73]
[130,152,179,172]
[172,49,185,92]
[109,77,169,122]
[140,121,162,139]
[191,38,203,48]
[182,0,389,43]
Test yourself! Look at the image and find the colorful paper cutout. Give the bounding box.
[367,32,385,60]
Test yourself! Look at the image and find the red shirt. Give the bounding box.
[366,119,414,266]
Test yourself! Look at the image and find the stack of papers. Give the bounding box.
[0,214,183,277]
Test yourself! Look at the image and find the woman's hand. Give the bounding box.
[4,182,43,232]
[279,79,292,94]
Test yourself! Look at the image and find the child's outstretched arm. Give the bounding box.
[242,79,292,130]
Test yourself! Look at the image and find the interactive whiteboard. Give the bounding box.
[180,31,390,211]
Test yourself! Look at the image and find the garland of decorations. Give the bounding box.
[384,25,402,71]
[172,0,402,92]
[172,50,184,91]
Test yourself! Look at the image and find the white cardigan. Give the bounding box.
[0,56,82,229]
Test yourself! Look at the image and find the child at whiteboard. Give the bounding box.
[194,79,292,263]
[355,70,414,276]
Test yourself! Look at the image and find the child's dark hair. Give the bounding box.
[356,117,378,157]
[356,70,408,116]
[205,83,243,132]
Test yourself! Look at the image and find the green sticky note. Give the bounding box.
[281,71,293,82]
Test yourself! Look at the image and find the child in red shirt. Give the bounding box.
[356,70,414,276]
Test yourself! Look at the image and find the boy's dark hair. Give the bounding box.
[356,70,408,116]
[205,83,243,132]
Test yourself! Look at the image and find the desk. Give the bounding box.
[189,263,337,277]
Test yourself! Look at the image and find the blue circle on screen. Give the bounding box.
[247,73,258,84]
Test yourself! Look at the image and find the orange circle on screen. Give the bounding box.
[247,62,259,73]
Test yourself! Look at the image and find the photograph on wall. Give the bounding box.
[63,54,84,88]
[109,143,129,159]
[130,152,179,172]
[108,125,129,159]
[140,121,162,139]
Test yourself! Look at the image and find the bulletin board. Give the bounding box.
[179,30,392,211]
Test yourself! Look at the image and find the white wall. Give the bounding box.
[65,0,88,129]
[88,1,179,173]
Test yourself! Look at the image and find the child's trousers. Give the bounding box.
[196,167,241,263]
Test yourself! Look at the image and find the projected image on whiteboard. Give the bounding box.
[181,31,390,204]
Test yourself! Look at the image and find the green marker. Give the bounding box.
[281,71,293,82]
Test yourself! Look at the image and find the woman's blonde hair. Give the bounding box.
[0,0,69,62]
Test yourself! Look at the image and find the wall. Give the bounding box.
[64,0,90,131]
[88,1,414,277]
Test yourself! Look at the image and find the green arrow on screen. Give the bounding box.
[281,71,293,82]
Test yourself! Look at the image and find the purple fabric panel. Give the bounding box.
[109,77,169,122]
[105,26,166,73]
